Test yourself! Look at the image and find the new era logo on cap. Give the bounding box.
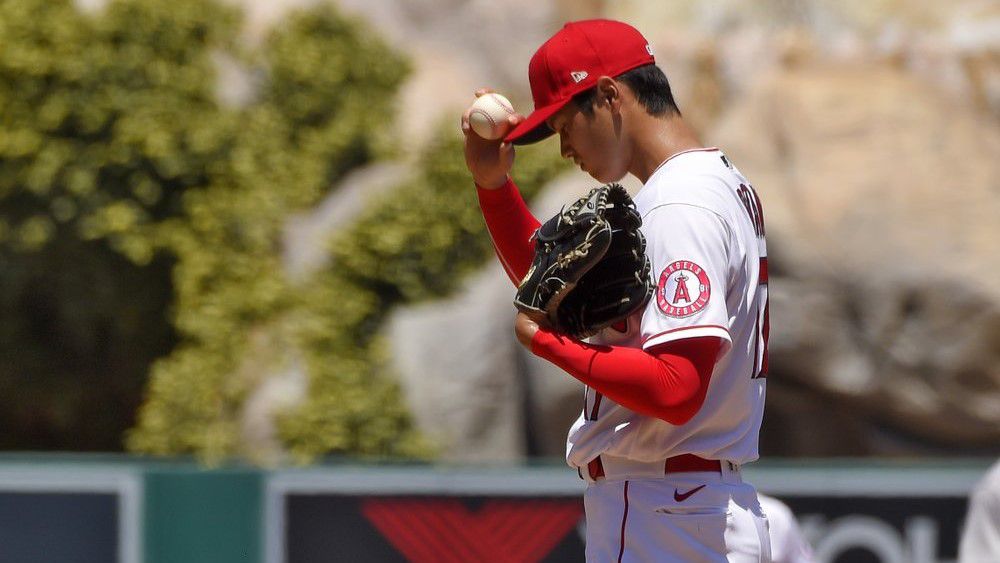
[570,71,589,83]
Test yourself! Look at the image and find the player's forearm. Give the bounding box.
[530,330,720,425]
[476,177,540,284]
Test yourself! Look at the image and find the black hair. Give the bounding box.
[572,64,680,117]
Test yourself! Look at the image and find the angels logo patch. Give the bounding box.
[656,260,711,317]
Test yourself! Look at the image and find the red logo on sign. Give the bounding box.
[362,499,583,563]
[657,260,711,317]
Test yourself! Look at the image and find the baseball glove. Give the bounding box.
[514,183,653,339]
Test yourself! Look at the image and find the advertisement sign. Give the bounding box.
[267,464,987,563]
[0,467,141,563]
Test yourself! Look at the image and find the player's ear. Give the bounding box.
[595,76,621,111]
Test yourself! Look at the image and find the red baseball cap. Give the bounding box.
[505,19,655,145]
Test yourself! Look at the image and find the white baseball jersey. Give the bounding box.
[566,147,769,468]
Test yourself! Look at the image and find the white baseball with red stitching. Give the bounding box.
[468,93,515,140]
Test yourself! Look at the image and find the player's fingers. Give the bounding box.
[474,87,496,98]
[514,311,541,348]
[497,114,524,147]
[499,136,516,153]
[460,105,474,135]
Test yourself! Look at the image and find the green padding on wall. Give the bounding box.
[144,469,262,563]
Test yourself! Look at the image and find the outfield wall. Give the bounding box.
[0,456,991,563]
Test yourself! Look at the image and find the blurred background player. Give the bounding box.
[759,494,816,563]
[960,458,1000,562]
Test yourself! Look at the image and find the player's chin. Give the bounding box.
[588,168,626,185]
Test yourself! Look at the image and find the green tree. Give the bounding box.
[0,0,567,461]
[0,0,411,454]
[0,0,238,449]
[276,129,566,461]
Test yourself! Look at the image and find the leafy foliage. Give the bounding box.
[124,2,567,463]
[0,0,237,258]
[0,0,237,449]
[0,0,566,461]
[277,129,566,461]
[126,4,417,462]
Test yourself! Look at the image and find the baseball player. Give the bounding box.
[960,459,1000,562]
[463,19,771,561]
[758,495,815,563]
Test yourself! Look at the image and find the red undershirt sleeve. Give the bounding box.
[530,330,723,425]
[476,178,540,285]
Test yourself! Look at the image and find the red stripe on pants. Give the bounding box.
[618,481,630,563]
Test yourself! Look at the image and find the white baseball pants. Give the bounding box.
[582,463,771,562]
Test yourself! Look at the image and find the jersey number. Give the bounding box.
[737,183,769,379]
[737,183,765,237]
[752,258,769,379]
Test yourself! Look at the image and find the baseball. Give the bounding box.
[468,93,516,140]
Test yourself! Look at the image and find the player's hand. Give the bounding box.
[462,88,525,190]
[514,311,541,350]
